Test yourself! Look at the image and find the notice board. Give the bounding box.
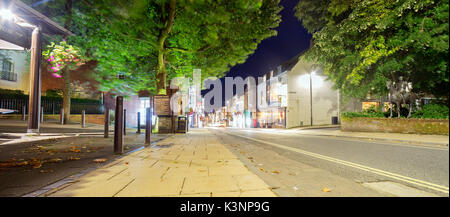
[154,95,171,115]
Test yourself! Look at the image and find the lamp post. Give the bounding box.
[309,71,314,126]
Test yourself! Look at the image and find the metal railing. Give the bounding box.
[0,96,103,114]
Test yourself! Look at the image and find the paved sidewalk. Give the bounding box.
[295,128,449,146]
[0,119,139,145]
[42,129,277,197]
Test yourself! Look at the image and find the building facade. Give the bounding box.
[0,39,29,93]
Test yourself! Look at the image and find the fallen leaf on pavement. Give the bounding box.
[322,187,331,192]
[40,169,54,173]
[93,158,107,163]
[0,162,16,167]
[68,157,80,161]
[16,161,29,166]
[272,170,280,174]
[30,158,43,169]
[48,158,63,163]
[32,162,42,169]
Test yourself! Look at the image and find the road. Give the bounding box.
[208,127,449,197]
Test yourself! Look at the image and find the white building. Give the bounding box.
[250,54,361,128]
[0,39,29,93]
[285,57,339,128]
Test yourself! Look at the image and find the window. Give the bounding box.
[1,59,16,81]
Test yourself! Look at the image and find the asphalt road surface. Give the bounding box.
[210,127,449,197]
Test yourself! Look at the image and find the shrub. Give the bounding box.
[411,104,449,119]
[45,89,62,97]
[342,105,385,118]
[0,88,25,96]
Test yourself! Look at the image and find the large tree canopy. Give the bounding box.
[295,0,449,100]
[25,0,282,96]
[76,0,282,95]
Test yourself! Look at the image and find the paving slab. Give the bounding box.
[42,129,277,197]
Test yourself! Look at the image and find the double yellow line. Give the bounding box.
[230,133,449,195]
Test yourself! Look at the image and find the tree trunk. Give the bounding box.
[62,68,71,124]
[62,0,72,124]
[156,48,166,95]
[155,0,176,95]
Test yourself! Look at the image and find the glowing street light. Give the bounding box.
[0,8,15,21]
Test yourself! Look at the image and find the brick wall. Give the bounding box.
[341,117,449,135]
[43,114,105,125]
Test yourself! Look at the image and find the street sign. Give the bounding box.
[154,95,171,115]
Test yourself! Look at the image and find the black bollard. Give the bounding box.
[81,110,86,128]
[22,105,26,121]
[40,106,44,123]
[60,108,64,125]
[123,109,127,135]
[104,109,110,138]
[145,107,151,145]
[136,112,141,134]
[114,96,124,154]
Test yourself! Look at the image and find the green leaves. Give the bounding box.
[296,0,449,100]
[43,41,87,76]
[64,0,282,95]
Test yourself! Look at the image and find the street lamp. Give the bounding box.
[0,9,15,21]
[1,8,42,133]
[309,70,315,126]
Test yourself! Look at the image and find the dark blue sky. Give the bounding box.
[202,0,312,101]
[226,0,312,79]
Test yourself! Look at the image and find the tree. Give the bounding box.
[295,0,449,101]
[78,0,282,95]
[24,0,86,123]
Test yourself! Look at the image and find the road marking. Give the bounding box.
[228,129,449,151]
[228,132,449,194]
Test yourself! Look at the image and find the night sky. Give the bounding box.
[226,0,311,79]
[202,0,312,100]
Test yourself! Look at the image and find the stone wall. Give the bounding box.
[341,117,449,135]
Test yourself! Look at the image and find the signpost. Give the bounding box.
[153,95,171,116]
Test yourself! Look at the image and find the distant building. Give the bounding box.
[245,53,361,128]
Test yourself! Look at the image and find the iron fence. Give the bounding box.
[0,96,104,114]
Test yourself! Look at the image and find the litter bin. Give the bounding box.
[177,116,187,133]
